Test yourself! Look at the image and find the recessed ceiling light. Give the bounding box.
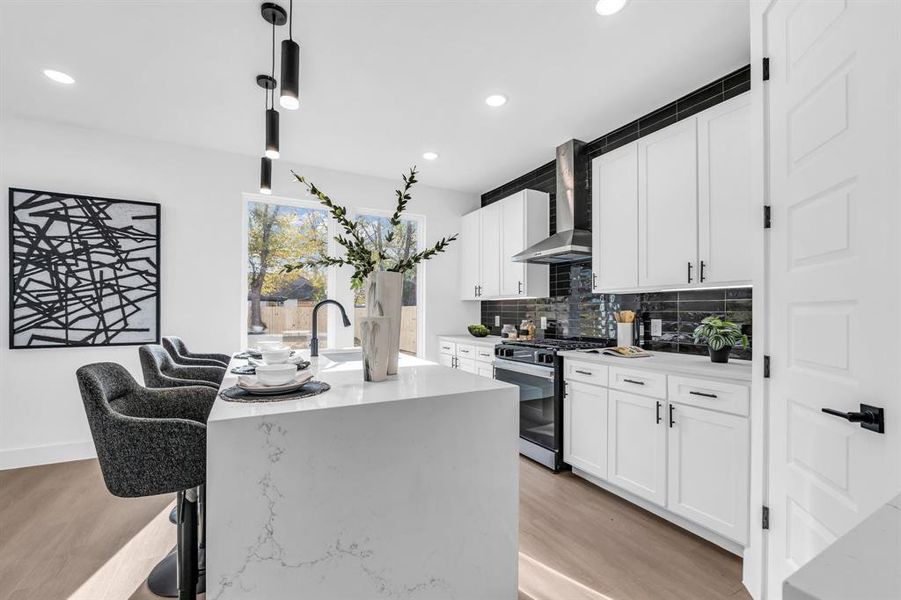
[422,151,439,161]
[485,94,508,108]
[43,69,75,85]
[595,0,628,16]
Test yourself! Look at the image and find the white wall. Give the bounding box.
[0,116,480,469]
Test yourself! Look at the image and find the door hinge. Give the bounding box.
[764,205,772,229]
[762,505,770,530]
[762,57,770,81]
[763,355,770,378]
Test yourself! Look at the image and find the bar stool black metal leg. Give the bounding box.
[177,490,198,600]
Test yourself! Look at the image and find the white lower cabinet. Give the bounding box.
[607,389,667,506]
[564,362,750,551]
[667,402,749,545]
[438,337,494,378]
[563,381,608,478]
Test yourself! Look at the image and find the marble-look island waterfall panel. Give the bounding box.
[207,354,519,599]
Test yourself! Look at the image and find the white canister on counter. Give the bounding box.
[616,323,634,347]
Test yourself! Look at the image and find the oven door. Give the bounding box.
[493,358,557,451]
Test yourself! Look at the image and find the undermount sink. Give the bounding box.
[319,348,363,363]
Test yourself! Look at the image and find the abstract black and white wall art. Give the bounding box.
[8,188,161,348]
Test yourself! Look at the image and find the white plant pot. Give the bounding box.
[365,271,403,375]
[359,316,391,382]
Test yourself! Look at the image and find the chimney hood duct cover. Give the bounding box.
[512,139,592,264]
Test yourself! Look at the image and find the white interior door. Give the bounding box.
[765,1,901,597]
[500,193,525,296]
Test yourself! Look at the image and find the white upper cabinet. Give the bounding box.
[697,94,753,285]
[459,190,548,300]
[478,201,502,298]
[459,210,482,300]
[638,118,699,288]
[592,142,639,292]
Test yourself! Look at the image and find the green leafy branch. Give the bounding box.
[283,166,457,288]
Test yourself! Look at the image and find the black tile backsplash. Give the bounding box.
[481,264,752,360]
[476,65,753,361]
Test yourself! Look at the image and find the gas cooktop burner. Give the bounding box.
[499,339,609,352]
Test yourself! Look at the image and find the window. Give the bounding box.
[352,213,422,355]
[245,199,329,350]
[243,197,424,356]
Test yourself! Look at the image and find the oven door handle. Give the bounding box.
[493,358,555,380]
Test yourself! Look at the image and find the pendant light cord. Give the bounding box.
[269,20,276,110]
[289,0,293,40]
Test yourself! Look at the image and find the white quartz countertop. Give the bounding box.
[209,349,515,423]
[559,349,753,383]
[438,334,502,346]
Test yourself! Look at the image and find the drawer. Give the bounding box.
[475,346,495,363]
[668,376,749,417]
[609,366,667,399]
[455,343,476,359]
[439,340,456,356]
[564,360,608,387]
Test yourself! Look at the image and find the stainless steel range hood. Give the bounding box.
[512,139,592,264]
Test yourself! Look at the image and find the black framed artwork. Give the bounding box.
[8,188,161,349]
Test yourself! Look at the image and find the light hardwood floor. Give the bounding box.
[0,457,748,600]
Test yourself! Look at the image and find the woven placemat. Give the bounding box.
[220,381,330,403]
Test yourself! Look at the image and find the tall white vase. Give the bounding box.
[359,316,390,382]
[365,271,403,375]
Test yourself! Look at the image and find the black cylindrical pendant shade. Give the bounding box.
[280,39,300,110]
[260,156,272,194]
[265,108,280,159]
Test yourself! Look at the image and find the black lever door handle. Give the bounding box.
[822,404,885,434]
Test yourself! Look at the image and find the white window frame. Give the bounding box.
[240,193,426,356]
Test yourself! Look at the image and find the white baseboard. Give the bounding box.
[0,440,96,470]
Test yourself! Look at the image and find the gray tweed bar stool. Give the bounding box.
[76,362,215,600]
[162,336,231,368]
[140,344,225,389]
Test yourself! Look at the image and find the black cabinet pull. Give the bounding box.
[669,404,675,427]
[518,281,523,294]
[575,369,593,376]
[656,401,662,424]
[700,260,707,282]
[623,378,645,386]
[593,273,598,290]
[822,404,885,434]
[689,390,718,399]
[687,261,693,284]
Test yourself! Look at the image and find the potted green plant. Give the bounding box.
[692,316,749,363]
[284,166,457,376]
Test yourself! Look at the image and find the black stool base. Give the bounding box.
[147,553,205,598]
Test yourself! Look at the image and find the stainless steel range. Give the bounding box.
[494,338,609,471]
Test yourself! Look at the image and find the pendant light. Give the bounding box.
[258,3,286,194]
[280,0,300,110]
[260,156,272,195]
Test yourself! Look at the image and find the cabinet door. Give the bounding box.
[607,389,666,506]
[479,202,502,298]
[500,193,526,296]
[563,381,608,478]
[697,94,753,285]
[638,118,698,288]
[459,211,481,300]
[593,143,639,291]
[457,357,477,374]
[476,363,494,379]
[667,403,749,544]
[438,353,454,368]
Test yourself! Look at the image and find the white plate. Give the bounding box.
[237,371,314,395]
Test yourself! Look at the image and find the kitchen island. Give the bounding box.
[206,350,519,600]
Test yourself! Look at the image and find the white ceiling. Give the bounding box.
[0,0,750,194]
